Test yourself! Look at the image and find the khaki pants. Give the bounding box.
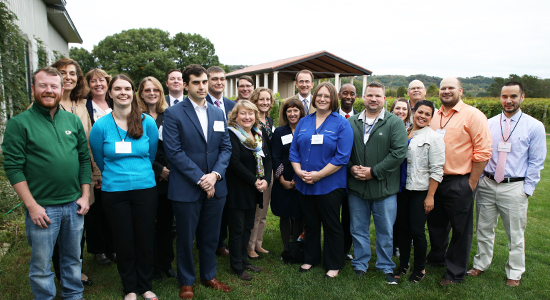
[248,174,273,252]
[473,176,528,280]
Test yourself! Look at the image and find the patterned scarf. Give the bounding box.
[228,124,265,178]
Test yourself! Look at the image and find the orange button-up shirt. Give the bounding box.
[430,100,492,175]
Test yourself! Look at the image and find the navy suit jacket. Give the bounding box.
[163,97,232,202]
[205,94,236,119]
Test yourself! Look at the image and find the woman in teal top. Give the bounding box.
[89,74,159,300]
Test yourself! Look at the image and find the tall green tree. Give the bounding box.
[92,28,177,85]
[69,47,96,74]
[172,33,221,71]
[487,75,549,98]
[396,86,407,97]
[426,84,439,97]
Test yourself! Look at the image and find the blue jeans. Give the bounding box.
[349,194,397,274]
[25,200,84,300]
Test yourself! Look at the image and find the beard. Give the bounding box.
[34,92,61,109]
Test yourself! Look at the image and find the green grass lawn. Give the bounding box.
[1,138,550,299]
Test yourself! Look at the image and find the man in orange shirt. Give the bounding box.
[428,77,492,285]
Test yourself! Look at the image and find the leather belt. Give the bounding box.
[483,171,524,183]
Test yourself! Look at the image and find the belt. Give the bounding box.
[483,171,524,183]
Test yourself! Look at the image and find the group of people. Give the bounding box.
[2,59,546,300]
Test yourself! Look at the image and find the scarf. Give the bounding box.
[228,124,265,178]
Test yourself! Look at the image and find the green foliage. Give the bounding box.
[69,47,96,74]
[487,74,550,98]
[53,50,65,61]
[0,1,29,129]
[427,84,439,97]
[35,37,48,69]
[172,33,221,71]
[270,93,281,127]
[396,86,407,97]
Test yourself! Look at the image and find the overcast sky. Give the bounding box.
[66,0,550,78]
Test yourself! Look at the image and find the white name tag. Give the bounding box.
[213,121,225,132]
[364,134,370,144]
[498,142,511,153]
[258,149,265,157]
[312,134,324,145]
[436,129,446,137]
[115,141,132,154]
[105,108,113,114]
[158,125,163,141]
[281,134,293,145]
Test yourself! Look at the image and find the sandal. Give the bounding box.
[408,270,426,283]
[394,263,410,279]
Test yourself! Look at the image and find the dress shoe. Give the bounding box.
[506,279,520,287]
[201,278,231,292]
[81,273,93,286]
[216,246,230,257]
[467,268,483,276]
[141,291,158,300]
[164,268,178,279]
[236,271,253,281]
[179,285,193,299]
[345,252,354,260]
[244,264,261,273]
[256,247,269,254]
[439,278,456,286]
[152,269,163,282]
[299,265,313,273]
[107,253,117,263]
[354,269,366,277]
[94,253,112,265]
[324,270,339,278]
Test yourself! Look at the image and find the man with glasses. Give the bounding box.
[236,75,254,101]
[166,69,184,106]
[279,70,316,126]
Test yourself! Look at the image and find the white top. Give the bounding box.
[338,107,355,118]
[92,101,112,122]
[208,93,226,119]
[298,94,311,113]
[190,99,208,142]
[169,94,184,107]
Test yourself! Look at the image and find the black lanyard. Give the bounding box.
[500,112,522,142]
[439,110,456,129]
[111,113,129,142]
[314,113,331,135]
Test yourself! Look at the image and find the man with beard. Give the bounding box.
[278,70,316,125]
[337,83,358,261]
[428,77,492,286]
[467,82,546,287]
[2,67,91,300]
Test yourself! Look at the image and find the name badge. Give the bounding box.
[258,149,265,157]
[364,134,370,144]
[312,134,323,145]
[436,129,446,137]
[105,108,113,114]
[213,121,225,132]
[498,142,511,153]
[158,125,163,141]
[281,134,293,145]
[115,141,132,154]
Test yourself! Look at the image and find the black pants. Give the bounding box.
[341,194,352,255]
[85,188,115,254]
[228,208,256,274]
[102,187,157,295]
[154,193,175,272]
[301,188,345,271]
[397,189,429,271]
[426,174,474,282]
[279,217,304,251]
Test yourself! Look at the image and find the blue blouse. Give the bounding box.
[89,113,158,192]
[289,111,353,195]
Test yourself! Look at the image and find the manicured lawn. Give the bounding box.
[1,138,550,299]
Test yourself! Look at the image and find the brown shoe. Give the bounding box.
[201,278,231,292]
[243,264,261,273]
[237,271,253,281]
[216,247,229,257]
[467,268,483,276]
[440,278,456,286]
[506,279,520,287]
[179,285,193,299]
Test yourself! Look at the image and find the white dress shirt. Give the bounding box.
[190,98,208,142]
[298,94,311,113]
[169,94,184,107]
[208,93,226,119]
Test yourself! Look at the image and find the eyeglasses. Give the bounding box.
[144,88,161,93]
[408,87,424,91]
[238,84,253,89]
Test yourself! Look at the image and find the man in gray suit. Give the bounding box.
[165,69,184,107]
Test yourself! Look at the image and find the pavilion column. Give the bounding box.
[273,71,279,95]
[229,78,234,98]
[334,73,340,91]
[350,76,354,85]
[235,79,239,98]
[255,74,260,88]
[362,75,368,96]
[264,73,269,89]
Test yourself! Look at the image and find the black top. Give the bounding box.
[144,111,169,195]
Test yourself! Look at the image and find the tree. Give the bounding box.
[396,86,407,97]
[487,75,550,98]
[69,47,96,74]
[172,33,221,71]
[426,84,439,97]
[92,28,177,85]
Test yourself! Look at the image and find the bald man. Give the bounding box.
[407,80,427,110]
[428,77,492,286]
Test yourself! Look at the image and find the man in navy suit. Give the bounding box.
[163,64,232,299]
[165,69,184,107]
[204,66,236,258]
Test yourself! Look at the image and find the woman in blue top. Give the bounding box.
[289,82,353,278]
[89,74,159,300]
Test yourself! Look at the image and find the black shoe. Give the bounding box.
[345,252,354,260]
[164,268,177,279]
[152,270,163,282]
[243,264,261,273]
[81,274,93,286]
[354,269,366,277]
[237,271,253,281]
[106,253,117,263]
[385,273,398,285]
[299,265,313,273]
[94,253,111,266]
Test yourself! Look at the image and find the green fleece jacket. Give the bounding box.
[2,103,91,206]
[347,109,407,201]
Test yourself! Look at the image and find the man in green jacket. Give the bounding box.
[2,67,91,300]
[347,81,407,284]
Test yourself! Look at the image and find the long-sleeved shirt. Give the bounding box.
[484,110,546,196]
[2,103,91,206]
[430,100,492,175]
[89,113,158,192]
[289,111,353,195]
